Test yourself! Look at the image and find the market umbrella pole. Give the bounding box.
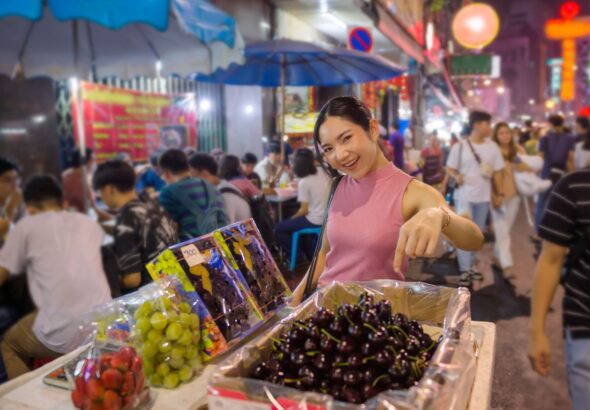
[280,54,286,166]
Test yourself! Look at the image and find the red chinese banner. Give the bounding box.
[72,82,198,163]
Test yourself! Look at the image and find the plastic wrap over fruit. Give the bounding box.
[65,328,154,410]
[116,277,216,387]
[147,235,266,343]
[208,281,477,410]
[215,219,292,314]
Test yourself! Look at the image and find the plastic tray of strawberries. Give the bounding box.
[208,280,476,410]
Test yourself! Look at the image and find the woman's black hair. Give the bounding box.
[219,155,244,180]
[292,148,317,178]
[313,96,373,177]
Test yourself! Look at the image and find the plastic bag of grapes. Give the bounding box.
[208,280,477,410]
[147,236,266,343]
[119,277,220,388]
[214,219,292,315]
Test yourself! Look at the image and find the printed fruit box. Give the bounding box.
[147,234,265,348]
[208,281,476,410]
[215,219,292,315]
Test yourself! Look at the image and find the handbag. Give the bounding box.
[302,174,343,300]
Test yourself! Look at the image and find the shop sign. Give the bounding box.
[450,54,494,76]
[72,82,198,162]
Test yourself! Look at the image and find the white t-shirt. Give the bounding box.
[446,139,505,203]
[217,180,252,223]
[0,211,112,353]
[574,141,590,169]
[298,169,330,225]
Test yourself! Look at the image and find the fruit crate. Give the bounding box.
[208,281,476,410]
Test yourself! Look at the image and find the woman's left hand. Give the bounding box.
[393,207,444,272]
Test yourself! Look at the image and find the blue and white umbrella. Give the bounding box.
[0,0,241,78]
[196,39,404,87]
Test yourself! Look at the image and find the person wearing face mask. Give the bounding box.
[291,97,484,304]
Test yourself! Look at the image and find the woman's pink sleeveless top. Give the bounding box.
[319,163,412,285]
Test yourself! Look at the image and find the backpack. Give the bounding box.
[219,186,277,248]
[174,179,226,238]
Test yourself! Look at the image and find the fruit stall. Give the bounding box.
[0,219,496,409]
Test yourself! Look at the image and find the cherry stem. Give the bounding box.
[284,377,303,384]
[362,355,376,364]
[320,329,341,344]
[334,362,350,367]
[426,341,437,352]
[372,374,389,387]
[342,311,354,326]
[363,323,379,333]
[306,350,320,356]
[386,345,397,355]
[388,325,409,340]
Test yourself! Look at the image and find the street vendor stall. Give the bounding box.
[0,220,496,409]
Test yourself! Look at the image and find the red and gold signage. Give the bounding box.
[72,82,198,162]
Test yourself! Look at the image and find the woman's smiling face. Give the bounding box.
[318,116,381,179]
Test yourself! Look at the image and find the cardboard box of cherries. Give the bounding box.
[70,345,151,410]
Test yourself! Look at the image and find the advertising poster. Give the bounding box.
[72,82,198,162]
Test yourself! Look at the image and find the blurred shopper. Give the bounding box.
[135,154,165,196]
[446,111,505,286]
[241,153,262,189]
[388,121,405,170]
[0,158,23,245]
[255,141,291,191]
[61,148,94,213]
[574,116,590,144]
[519,119,533,145]
[528,168,590,410]
[0,175,111,379]
[574,123,590,169]
[420,133,445,191]
[291,97,484,304]
[159,149,228,240]
[490,123,536,280]
[189,153,251,224]
[220,155,262,199]
[535,114,575,231]
[275,148,330,258]
[93,160,177,295]
[524,127,541,155]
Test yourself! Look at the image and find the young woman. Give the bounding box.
[291,97,484,303]
[275,148,330,258]
[491,122,533,280]
[219,155,261,199]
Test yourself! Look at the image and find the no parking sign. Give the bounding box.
[348,26,373,53]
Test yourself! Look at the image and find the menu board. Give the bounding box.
[72,82,198,162]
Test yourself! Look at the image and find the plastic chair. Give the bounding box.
[290,227,322,270]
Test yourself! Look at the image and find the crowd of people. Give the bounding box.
[0,140,336,380]
[0,96,589,408]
